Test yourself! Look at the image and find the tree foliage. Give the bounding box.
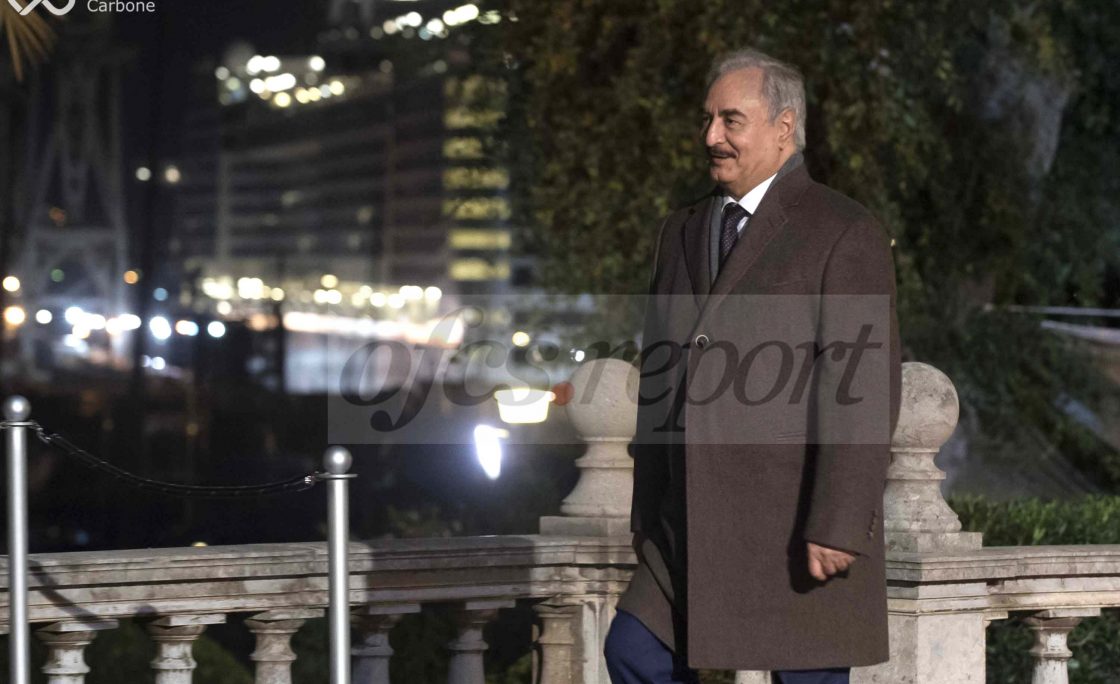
[468,0,1120,482]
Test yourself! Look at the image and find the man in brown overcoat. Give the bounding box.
[603,47,902,684]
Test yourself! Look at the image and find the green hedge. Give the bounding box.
[955,496,1120,683]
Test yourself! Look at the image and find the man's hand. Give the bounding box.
[807,542,856,581]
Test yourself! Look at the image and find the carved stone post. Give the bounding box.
[532,602,578,684]
[855,363,987,684]
[352,603,420,684]
[539,358,638,537]
[883,362,982,553]
[446,599,513,684]
[1025,608,1099,684]
[246,609,323,684]
[146,614,226,684]
[36,620,118,684]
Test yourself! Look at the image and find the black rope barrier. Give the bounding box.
[1,420,320,498]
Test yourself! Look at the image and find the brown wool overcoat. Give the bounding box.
[614,156,902,671]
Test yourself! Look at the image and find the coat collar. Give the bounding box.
[682,152,811,303]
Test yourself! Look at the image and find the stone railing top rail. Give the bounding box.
[4,536,1120,629]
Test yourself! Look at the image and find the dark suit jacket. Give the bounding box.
[615,155,902,671]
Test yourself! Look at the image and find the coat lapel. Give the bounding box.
[686,161,813,335]
[682,191,717,307]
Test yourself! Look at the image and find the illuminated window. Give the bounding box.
[443,167,509,190]
[443,137,484,159]
[444,107,503,129]
[449,229,511,250]
[449,258,511,281]
[443,197,511,221]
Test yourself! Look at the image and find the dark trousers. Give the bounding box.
[604,608,850,684]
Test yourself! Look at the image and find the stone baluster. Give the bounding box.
[539,358,637,537]
[36,620,118,684]
[855,363,988,684]
[146,614,226,684]
[1025,608,1100,684]
[352,603,420,684]
[532,602,579,684]
[883,362,982,553]
[446,599,514,684]
[246,609,323,684]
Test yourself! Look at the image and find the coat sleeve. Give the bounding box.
[802,216,902,557]
[629,214,675,537]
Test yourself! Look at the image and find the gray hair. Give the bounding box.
[706,48,806,150]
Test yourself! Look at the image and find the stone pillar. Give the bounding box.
[352,603,420,684]
[246,609,323,684]
[855,362,988,684]
[1025,608,1099,684]
[883,362,982,553]
[146,614,226,684]
[539,358,637,537]
[36,620,118,684]
[446,599,513,684]
[532,602,579,684]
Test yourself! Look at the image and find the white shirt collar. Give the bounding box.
[722,171,778,215]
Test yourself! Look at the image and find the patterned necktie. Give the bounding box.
[719,202,751,269]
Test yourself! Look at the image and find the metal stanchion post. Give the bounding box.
[4,395,32,684]
[321,446,354,684]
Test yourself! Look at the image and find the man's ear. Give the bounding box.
[777,107,796,147]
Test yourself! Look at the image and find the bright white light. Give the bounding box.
[426,18,445,33]
[175,320,199,336]
[274,92,292,108]
[164,166,181,184]
[150,356,167,371]
[387,293,405,308]
[511,331,530,347]
[270,288,285,301]
[320,274,339,288]
[250,78,266,94]
[136,166,152,181]
[247,55,265,74]
[328,80,345,96]
[444,3,479,26]
[326,289,343,305]
[149,316,172,341]
[494,387,556,424]
[208,321,226,338]
[35,309,52,324]
[308,55,325,71]
[3,306,26,327]
[573,349,585,362]
[215,66,230,79]
[118,313,142,330]
[383,19,399,34]
[295,88,310,104]
[85,313,106,330]
[399,284,423,300]
[473,424,508,480]
[262,55,281,72]
[64,306,84,325]
[370,292,387,307]
[2,276,20,292]
[141,355,151,367]
[424,286,442,301]
[402,11,422,27]
[264,73,296,91]
[216,301,232,315]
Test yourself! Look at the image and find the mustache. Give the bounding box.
[707,147,736,158]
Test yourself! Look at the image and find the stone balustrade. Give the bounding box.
[0,358,1116,683]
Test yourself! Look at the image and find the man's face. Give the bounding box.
[702,67,793,199]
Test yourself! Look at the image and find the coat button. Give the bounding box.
[694,333,709,349]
